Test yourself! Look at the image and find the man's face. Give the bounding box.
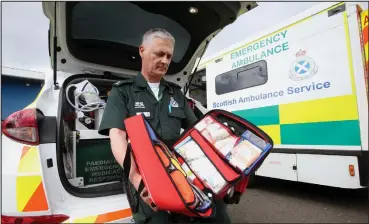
[139,37,174,79]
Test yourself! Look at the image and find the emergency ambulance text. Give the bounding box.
[230,30,289,69]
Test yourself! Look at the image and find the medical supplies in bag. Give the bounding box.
[172,110,274,198]
[123,109,273,217]
[124,114,216,218]
[174,136,228,194]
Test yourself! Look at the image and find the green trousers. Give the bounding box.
[132,197,231,224]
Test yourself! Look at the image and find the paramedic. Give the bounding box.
[98,28,231,224]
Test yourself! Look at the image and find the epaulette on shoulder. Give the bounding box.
[167,81,182,89]
[113,79,134,87]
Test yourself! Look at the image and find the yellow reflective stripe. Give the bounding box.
[16,146,49,212]
[16,175,42,212]
[344,11,358,95]
[258,125,281,145]
[361,9,368,29]
[64,208,133,223]
[18,146,41,173]
[279,95,359,125]
[73,215,98,223]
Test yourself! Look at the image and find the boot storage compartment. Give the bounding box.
[61,77,123,189]
[67,131,122,188]
[172,109,274,196]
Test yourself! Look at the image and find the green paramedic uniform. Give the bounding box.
[98,72,231,224]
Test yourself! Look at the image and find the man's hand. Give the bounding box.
[109,128,158,212]
[140,187,159,212]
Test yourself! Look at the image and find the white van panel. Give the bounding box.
[206,9,353,111]
[296,154,362,189]
[255,153,297,181]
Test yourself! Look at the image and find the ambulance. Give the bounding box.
[188,2,368,189]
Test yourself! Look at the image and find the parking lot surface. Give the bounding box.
[228,177,368,223]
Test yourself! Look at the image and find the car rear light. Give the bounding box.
[1,214,69,224]
[1,108,40,145]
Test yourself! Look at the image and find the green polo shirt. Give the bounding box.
[98,72,197,144]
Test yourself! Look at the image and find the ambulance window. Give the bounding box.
[189,69,207,108]
[215,60,267,95]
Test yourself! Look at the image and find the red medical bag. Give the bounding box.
[124,109,274,217]
[124,114,216,218]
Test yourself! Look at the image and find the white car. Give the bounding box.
[1,1,252,223]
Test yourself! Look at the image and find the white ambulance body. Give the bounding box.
[190,2,368,189]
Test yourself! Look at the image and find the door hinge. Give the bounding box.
[328,4,346,17]
[292,165,297,170]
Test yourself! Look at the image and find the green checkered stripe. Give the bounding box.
[232,105,361,146]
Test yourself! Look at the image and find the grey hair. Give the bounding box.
[142,28,175,46]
